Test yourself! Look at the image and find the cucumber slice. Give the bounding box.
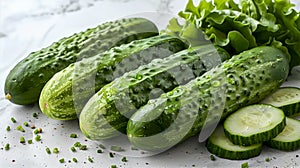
[206,125,263,160]
[261,87,300,116]
[223,104,286,146]
[265,117,300,151]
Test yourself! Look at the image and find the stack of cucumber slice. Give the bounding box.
[206,87,300,160]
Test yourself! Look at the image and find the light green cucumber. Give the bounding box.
[79,45,230,140]
[39,35,187,120]
[5,17,158,105]
[127,46,289,151]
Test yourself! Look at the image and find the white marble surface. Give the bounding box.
[0,0,300,168]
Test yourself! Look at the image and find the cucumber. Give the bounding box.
[206,125,263,160]
[127,46,289,151]
[265,117,300,151]
[79,45,230,140]
[223,104,286,146]
[5,17,159,105]
[39,35,187,120]
[261,87,300,116]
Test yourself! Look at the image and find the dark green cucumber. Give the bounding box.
[265,117,300,151]
[79,45,230,140]
[5,17,159,105]
[261,87,300,116]
[39,35,187,120]
[223,104,286,146]
[206,125,263,160]
[127,46,289,151]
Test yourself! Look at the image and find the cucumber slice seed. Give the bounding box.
[224,104,286,146]
[265,117,300,151]
[261,87,300,116]
[206,126,263,160]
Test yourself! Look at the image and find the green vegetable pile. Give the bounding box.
[3,0,300,163]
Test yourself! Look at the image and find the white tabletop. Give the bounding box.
[0,0,300,168]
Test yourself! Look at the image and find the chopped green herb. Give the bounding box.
[5,143,10,150]
[32,113,38,118]
[72,158,78,163]
[53,147,59,154]
[23,122,29,127]
[71,147,76,152]
[6,126,11,131]
[110,145,125,152]
[35,135,41,141]
[241,162,249,168]
[46,147,51,154]
[16,125,25,132]
[79,145,87,150]
[109,152,114,158]
[97,149,103,153]
[27,139,33,144]
[11,117,16,123]
[20,136,25,143]
[131,146,138,150]
[88,157,93,163]
[210,155,216,161]
[98,144,106,149]
[34,129,39,134]
[111,165,117,168]
[74,142,81,147]
[121,157,127,162]
[70,133,77,138]
[59,158,65,163]
[265,157,270,162]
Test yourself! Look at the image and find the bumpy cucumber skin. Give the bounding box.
[5,18,159,105]
[79,45,230,140]
[206,126,263,160]
[127,46,289,151]
[39,35,187,120]
[265,117,300,151]
[223,104,286,146]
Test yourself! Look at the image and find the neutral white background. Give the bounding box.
[0,0,300,168]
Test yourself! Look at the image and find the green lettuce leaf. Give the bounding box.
[163,0,300,70]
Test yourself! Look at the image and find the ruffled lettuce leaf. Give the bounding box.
[163,0,300,70]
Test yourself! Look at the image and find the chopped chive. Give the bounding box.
[110,145,124,152]
[23,122,29,127]
[5,143,10,150]
[35,135,41,141]
[210,155,216,161]
[46,147,51,154]
[28,139,33,144]
[53,147,59,154]
[111,165,117,168]
[98,144,106,149]
[59,158,65,163]
[109,152,114,158]
[72,158,78,163]
[71,147,76,152]
[265,157,270,162]
[131,146,138,150]
[121,157,127,162]
[70,133,77,138]
[79,145,87,150]
[97,149,103,153]
[11,117,16,123]
[74,142,81,147]
[20,136,25,143]
[32,113,38,118]
[16,125,25,132]
[6,126,11,131]
[88,157,93,163]
[241,162,249,168]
